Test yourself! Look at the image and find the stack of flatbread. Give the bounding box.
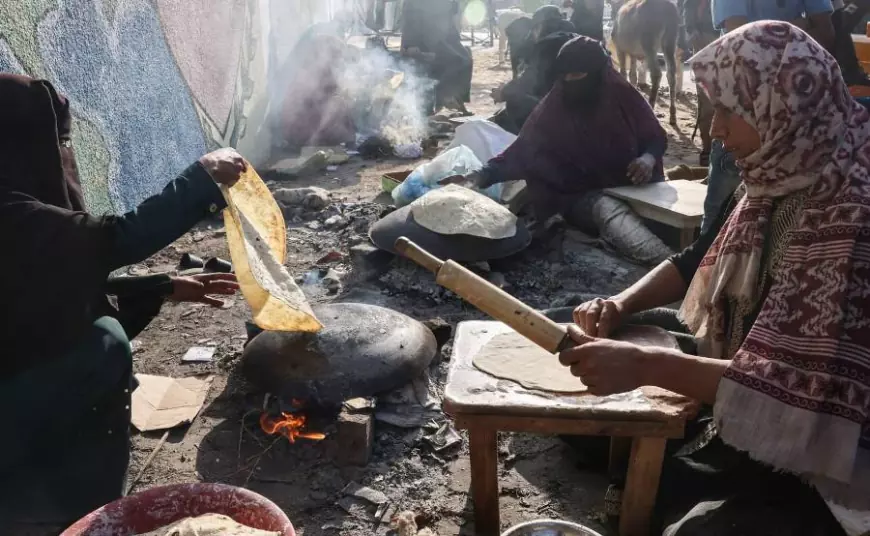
[409,184,517,240]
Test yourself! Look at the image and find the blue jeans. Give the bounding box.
[701,140,741,235]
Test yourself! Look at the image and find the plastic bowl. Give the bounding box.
[61,483,294,536]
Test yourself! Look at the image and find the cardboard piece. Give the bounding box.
[131,374,213,432]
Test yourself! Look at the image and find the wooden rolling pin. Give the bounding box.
[394,237,576,353]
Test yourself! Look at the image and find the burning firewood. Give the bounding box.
[259,411,325,443]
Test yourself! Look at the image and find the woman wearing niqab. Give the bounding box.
[0,74,244,527]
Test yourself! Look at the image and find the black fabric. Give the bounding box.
[656,439,847,536]
[494,30,579,134]
[570,0,605,41]
[0,162,224,379]
[0,317,134,526]
[0,74,84,211]
[833,6,870,86]
[0,74,225,379]
[505,16,534,78]
[402,0,473,107]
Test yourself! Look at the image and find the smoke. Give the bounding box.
[270,29,435,154]
[343,42,436,150]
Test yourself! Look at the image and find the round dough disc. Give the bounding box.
[472,325,678,393]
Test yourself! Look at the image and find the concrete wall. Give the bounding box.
[0,0,347,213]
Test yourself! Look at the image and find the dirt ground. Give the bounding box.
[98,45,699,536]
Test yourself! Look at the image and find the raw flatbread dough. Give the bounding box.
[222,165,322,332]
[472,325,678,393]
[137,513,279,536]
[410,184,517,239]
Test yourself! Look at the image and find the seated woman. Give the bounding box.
[505,16,535,79]
[0,74,244,527]
[401,0,473,115]
[276,31,356,150]
[562,22,869,536]
[461,37,674,266]
[492,17,578,134]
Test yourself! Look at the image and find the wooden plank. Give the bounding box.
[619,437,668,536]
[605,180,707,228]
[469,428,500,536]
[454,414,685,438]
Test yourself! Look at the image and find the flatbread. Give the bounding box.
[222,165,322,332]
[472,325,678,393]
[410,184,517,240]
[473,331,586,393]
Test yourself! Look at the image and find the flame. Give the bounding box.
[259,412,326,443]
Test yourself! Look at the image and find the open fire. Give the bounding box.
[259,411,326,443]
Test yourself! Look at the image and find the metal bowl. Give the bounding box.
[501,519,605,536]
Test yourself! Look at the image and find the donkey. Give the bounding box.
[609,0,681,125]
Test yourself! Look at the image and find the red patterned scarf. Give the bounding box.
[683,21,870,509]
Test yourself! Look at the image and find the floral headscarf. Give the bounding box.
[683,21,870,509]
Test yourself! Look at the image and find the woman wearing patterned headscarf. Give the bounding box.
[561,21,869,535]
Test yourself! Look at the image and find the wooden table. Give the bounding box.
[604,180,707,248]
[446,321,697,536]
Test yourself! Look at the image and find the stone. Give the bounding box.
[242,303,437,405]
[349,242,394,280]
[336,411,373,466]
[421,317,452,349]
[274,186,330,210]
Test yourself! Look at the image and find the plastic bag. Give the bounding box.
[446,119,516,163]
[221,164,322,332]
[391,145,502,207]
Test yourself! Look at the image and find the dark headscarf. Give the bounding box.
[532,5,563,25]
[506,16,534,77]
[0,74,85,211]
[487,37,666,220]
[553,33,609,107]
[0,74,115,378]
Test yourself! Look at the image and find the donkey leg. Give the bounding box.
[666,54,678,125]
[660,28,680,125]
[617,48,629,79]
[637,60,648,88]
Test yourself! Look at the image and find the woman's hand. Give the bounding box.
[199,148,247,187]
[573,297,625,338]
[627,153,656,185]
[438,171,478,187]
[558,326,652,396]
[169,273,240,307]
[491,84,505,103]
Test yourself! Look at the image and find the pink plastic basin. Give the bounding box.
[61,483,295,536]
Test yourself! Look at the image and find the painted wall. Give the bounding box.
[0,0,347,213]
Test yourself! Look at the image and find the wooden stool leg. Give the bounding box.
[618,437,667,536]
[469,428,500,536]
[679,227,696,249]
